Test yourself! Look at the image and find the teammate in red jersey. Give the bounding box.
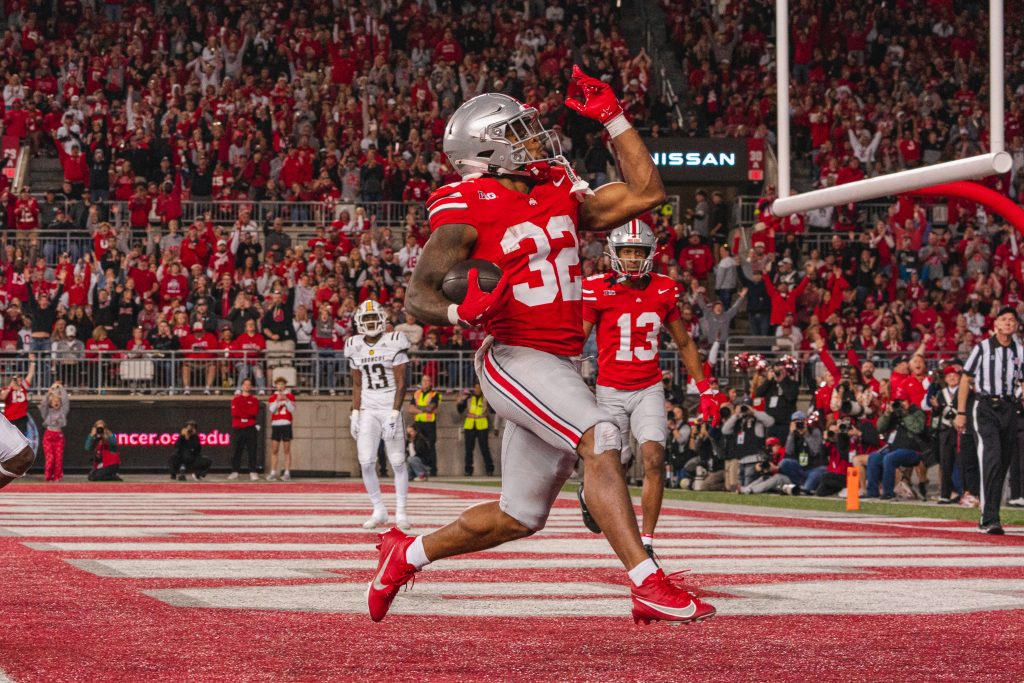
[368,67,716,625]
[578,219,720,561]
[0,354,37,490]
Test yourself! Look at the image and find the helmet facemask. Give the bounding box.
[609,244,654,278]
[356,310,386,337]
[489,109,561,175]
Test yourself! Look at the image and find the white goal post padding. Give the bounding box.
[771,0,1007,217]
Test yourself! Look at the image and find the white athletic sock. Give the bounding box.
[360,462,384,511]
[640,533,654,548]
[406,535,430,569]
[628,558,659,587]
[392,461,409,516]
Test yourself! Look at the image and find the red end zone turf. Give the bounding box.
[1,482,1022,682]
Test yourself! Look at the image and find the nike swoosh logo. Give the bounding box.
[634,596,698,619]
[552,176,565,187]
[372,547,395,591]
[659,288,673,294]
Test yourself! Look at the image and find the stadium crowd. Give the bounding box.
[0,0,1022,504]
[660,0,1024,201]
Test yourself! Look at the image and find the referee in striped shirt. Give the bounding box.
[955,307,1024,534]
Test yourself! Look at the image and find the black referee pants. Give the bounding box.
[973,399,1016,527]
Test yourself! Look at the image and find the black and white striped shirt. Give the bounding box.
[962,337,1024,397]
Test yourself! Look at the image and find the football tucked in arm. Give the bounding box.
[441,259,503,304]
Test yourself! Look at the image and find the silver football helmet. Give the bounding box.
[443,93,562,178]
[607,219,656,278]
[354,300,386,337]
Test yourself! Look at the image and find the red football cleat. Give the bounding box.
[367,528,418,622]
[630,569,716,625]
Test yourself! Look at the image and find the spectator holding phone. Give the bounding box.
[39,381,70,482]
[267,377,295,481]
[85,420,121,481]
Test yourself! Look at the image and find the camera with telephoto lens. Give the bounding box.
[95,427,104,436]
[794,420,805,431]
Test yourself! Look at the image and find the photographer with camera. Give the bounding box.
[680,411,726,491]
[931,365,979,504]
[739,436,794,494]
[779,411,826,495]
[754,362,800,442]
[665,406,692,488]
[85,421,121,481]
[817,415,879,496]
[864,387,927,499]
[170,420,211,481]
[721,396,774,491]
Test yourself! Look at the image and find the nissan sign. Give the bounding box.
[645,138,751,183]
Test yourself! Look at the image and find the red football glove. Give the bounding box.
[448,268,512,328]
[565,65,624,125]
[696,378,721,427]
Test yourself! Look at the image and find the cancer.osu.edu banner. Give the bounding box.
[28,400,265,474]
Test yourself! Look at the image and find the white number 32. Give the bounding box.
[500,216,581,307]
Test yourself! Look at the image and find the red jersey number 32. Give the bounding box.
[500,216,581,306]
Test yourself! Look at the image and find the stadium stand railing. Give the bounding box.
[0,347,959,398]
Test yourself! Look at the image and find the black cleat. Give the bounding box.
[577,483,602,534]
[979,523,1005,535]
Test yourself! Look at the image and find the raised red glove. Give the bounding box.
[565,65,624,125]
[696,378,721,426]
[448,268,512,327]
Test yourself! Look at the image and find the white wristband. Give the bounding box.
[604,113,631,138]
[447,303,462,325]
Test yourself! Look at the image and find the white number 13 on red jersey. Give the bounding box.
[500,216,581,307]
[615,311,661,361]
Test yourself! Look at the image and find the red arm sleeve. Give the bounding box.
[819,345,840,381]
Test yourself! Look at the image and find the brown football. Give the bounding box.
[441,259,504,304]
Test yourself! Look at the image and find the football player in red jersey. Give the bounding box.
[0,355,37,490]
[578,219,720,562]
[368,67,716,625]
